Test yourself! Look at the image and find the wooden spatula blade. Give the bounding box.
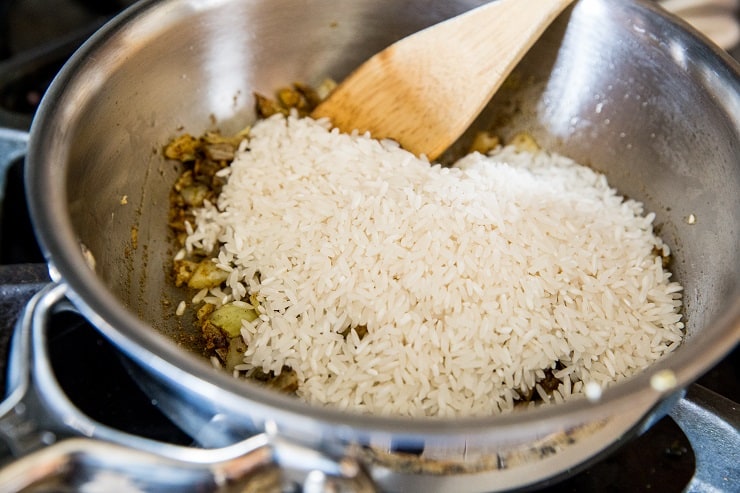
[312,0,574,160]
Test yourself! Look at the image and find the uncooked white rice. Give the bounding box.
[183,113,684,418]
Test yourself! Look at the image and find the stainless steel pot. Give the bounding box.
[0,0,738,491]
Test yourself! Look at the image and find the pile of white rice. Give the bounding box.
[183,113,684,418]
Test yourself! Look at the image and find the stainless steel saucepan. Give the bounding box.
[0,0,738,491]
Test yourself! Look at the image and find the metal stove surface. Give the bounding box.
[0,0,737,491]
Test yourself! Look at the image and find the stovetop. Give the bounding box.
[0,1,737,491]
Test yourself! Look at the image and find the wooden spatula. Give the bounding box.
[312,0,575,160]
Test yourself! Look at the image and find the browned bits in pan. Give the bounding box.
[255,80,335,118]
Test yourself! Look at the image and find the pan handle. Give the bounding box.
[0,284,376,492]
[669,384,740,493]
